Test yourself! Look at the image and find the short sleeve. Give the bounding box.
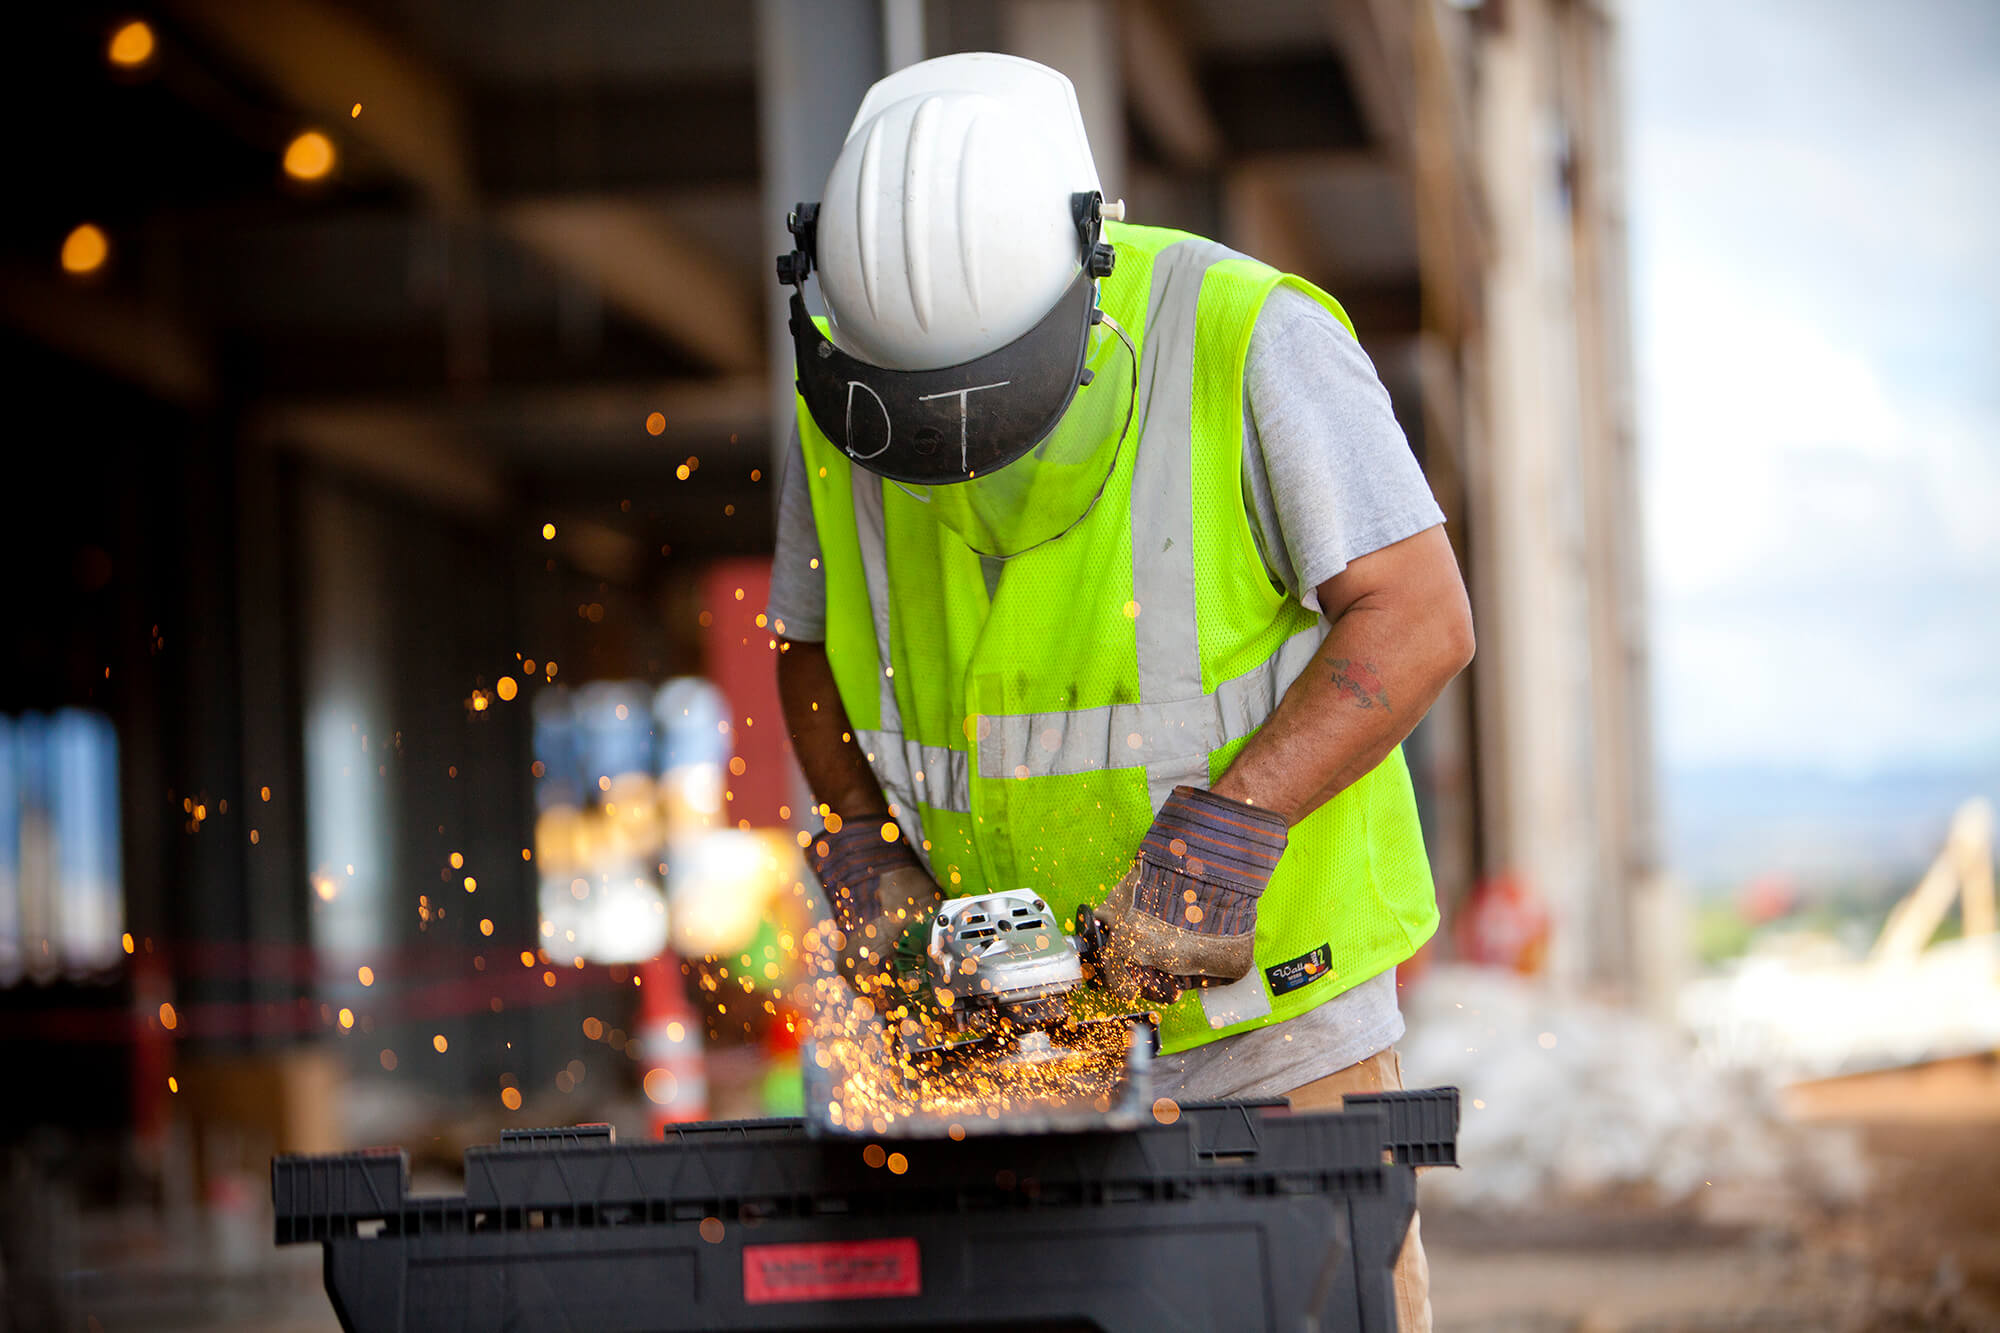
[1241,285,1446,613]
[765,424,829,642]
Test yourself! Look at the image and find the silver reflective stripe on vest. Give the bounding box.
[975,626,1322,782]
[849,469,943,850]
[854,729,970,820]
[850,467,900,734]
[1127,237,1245,808]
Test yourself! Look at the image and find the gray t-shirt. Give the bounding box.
[768,284,1444,1099]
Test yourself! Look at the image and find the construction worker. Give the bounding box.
[771,53,1471,1330]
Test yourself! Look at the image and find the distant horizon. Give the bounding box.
[1660,757,2000,892]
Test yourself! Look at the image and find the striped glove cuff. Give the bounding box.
[1130,786,1289,936]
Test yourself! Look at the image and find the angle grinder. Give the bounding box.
[897,887,1156,1074]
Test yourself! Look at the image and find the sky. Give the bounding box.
[1624,0,2000,777]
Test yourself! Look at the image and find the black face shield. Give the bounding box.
[785,272,1102,486]
[777,194,1118,487]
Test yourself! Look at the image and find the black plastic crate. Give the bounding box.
[1345,1088,1461,1167]
[273,1089,1457,1332]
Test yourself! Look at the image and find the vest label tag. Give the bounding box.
[1264,944,1334,996]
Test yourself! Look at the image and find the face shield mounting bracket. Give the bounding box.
[775,203,820,289]
[1069,191,1118,281]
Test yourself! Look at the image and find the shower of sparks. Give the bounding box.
[798,919,1146,1136]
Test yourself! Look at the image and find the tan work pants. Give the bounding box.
[1285,1048,1432,1333]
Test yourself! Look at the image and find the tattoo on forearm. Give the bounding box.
[1329,659,1392,712]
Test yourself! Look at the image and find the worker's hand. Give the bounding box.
[806,817,943,990]
[1092,786,1288,1005]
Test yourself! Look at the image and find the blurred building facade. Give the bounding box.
[0,0,1654,1157]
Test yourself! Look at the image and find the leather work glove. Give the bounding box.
[805,816,943,989]
[1093,786,1289,1005]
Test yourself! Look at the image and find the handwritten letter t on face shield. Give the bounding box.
[915,381,1012,470]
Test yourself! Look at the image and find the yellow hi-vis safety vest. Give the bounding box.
[798,222,1438,1054]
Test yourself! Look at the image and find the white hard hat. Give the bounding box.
[776,53,1125,488]
[817,53,1102,371]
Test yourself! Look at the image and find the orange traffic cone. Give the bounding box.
[636,954,707,1135]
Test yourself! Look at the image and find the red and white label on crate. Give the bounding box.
[742,1237,921,1303]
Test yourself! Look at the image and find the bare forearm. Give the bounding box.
[1211,527,1473,823]
[776,639,886,820]
[1212,608,1453,820]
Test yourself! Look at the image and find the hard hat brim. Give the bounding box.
[789,269,1097,487]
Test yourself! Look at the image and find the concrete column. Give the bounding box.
[1473,0,1601,988]
[299,478,392,972]
[1562,1,1663,1006]
[883,0,926,72]
[999,0,1126,198]
[1466,0,1660,1001]
[236,445,308,1043]
[756,0,886,472]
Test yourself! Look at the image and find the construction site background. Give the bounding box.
[0,1,1994,1330]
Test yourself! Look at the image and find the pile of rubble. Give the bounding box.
[1681,934,2000,1082]
[1399,964,1870,1215]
